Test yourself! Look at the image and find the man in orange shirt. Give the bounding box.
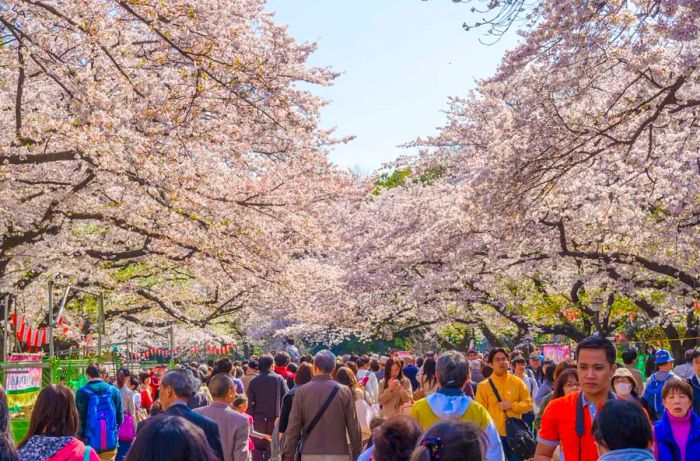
[535,336,617,461]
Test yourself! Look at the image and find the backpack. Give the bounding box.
[643,372,674,420]
[84,386,118,452]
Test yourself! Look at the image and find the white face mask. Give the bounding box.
[614,381,633,395]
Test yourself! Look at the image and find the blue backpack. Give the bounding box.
[643,372,675,420]
[84,387,117,452]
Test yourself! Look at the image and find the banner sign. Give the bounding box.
[5,354,43,412]
[542,345,571,364]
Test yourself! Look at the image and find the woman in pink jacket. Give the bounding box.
[17,385,99,461]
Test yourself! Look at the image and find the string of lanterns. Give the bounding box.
[126,343,235,360]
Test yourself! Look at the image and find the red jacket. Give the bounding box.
[274,366,296,381]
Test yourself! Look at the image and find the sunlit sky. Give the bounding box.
[265,0,521,173]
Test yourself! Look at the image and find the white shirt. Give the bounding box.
[356,369,379,405]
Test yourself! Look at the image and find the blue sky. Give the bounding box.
[265,1,521,173]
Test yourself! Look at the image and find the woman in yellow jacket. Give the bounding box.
[378,358,412,418]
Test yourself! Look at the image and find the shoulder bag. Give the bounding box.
[487,378,536,459]
[294,384,340,461]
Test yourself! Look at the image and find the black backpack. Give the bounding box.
[487,378,536,459]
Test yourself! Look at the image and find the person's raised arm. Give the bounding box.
[398,379,412,402]
[378,382,392,405]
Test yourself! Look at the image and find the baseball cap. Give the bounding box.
[379,356,389,365]
[654,349,674,364]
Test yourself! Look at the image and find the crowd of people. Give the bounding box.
[0,336,698,461]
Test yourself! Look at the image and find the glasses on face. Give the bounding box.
[564,380,580,389]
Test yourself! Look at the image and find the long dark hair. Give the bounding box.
[421,358,437,388]
[552,368,579,399]
[0,386,18,461]
[117,368,132,389]
[124,415,218,461]
[383,359,404,389]
[18,385,78,448]
[335,367,361,399]
[294,363,313,387]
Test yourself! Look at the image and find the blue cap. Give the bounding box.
[655,349,674,364]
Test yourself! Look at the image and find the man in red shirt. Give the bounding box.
[535,336,617,461]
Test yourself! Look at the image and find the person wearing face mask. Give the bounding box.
[611,368,642,406]
[653,379,700,461]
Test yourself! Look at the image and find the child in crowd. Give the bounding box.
[232,395,272,453]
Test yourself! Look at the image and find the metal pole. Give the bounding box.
[48,281,54,382]
[97,294,104,358]
[2,294,9,362]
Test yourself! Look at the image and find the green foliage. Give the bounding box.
[109,262,193,289]
[72,222,107,237]
[373,168,413,195]
[417,166,444,185]
[372,166,444,195]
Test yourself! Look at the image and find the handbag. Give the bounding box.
[295,384,340,461]
[487,378,536,459]
[134,407,148,424]
[118,410,135,442]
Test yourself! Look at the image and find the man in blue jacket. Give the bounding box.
[159,368,224,460]
[76,363,123,461]
[642,349,677,421]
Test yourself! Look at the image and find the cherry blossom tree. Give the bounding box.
[324,0,700,357]
[0,0,350,345]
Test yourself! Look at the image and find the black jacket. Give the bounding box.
[278,387,298,433]
[166,403,224,460]
[246,371,288,418]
